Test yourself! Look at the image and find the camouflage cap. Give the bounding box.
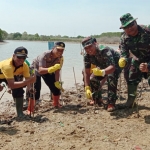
[82,37,95,48]
[119,13,137,29]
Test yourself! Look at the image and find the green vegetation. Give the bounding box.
[0,29,123,44]
[93,32,122,38]
[0,29,8,42]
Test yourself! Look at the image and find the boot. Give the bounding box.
[125,84,137,108]
[117,84,137,109]
[27,98,35,115]
[52,95,61,107]
[15,97,24,117]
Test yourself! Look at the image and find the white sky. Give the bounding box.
[0,0,149,37]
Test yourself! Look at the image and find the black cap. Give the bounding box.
[14,46,28,57]
[82,37,95,48]
[55,42,65,49]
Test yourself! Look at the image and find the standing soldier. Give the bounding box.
[118,13,150,108]
[82,37,121,112]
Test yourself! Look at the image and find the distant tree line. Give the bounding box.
[0,29,8,42]
[0,29,123,44]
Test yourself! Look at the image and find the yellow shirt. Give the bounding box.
[0,58,30,79]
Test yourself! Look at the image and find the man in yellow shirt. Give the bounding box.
[0,46,36,117]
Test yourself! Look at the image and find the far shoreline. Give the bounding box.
[0,40,119,45]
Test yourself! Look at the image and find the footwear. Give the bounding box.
[35,99,41,105]
[101,99,108,110]
[125,84,137,107]
[15,97,25,117]
[96,99,102,106]
[27,98,35,115]
[23,99,28,110]
[107,104,116,112]
[52,95,62,108]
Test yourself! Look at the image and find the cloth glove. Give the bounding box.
[54,81,64,92]
[30,68,35,76]
[48,64,61,73]
[85,86,92,99]
[118,57,126,68]
[92,68,105,76]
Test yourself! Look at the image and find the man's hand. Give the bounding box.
[85,86,92,99]
[30,68,35,76]
[48,64,61,74]
[7,88,12,94]
[54,81,64,92]
[29,87,36,94]
[139,63,148,72]
[92,68,105,76]
[118,57,126,68]
[0,84,4,92]
[28,75,36,84]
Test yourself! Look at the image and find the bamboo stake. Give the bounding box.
[119,72,122,103]
[59,69,65,106]
[73,67,78,94]
[32,83,35,118]
[30,68,36,118]
[73,67,81,98]
[0,84,7,101]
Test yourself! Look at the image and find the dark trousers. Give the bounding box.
[0,79,24,98]
[90,67,122,104]
[34,73,60,100]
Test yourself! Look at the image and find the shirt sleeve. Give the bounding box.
[1,64,14,79]
[84,54,91,69]
[23,63,30,78]
[60,56,64,68]
[38,52,47,67]
[120,35,130,59]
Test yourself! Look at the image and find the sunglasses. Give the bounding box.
[16,56,27,60]
[123,21,135,29]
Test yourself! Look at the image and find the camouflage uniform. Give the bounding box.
[120,25,150,85]
[84,45,121,105]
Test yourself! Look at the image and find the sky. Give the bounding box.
[0,0,150,37]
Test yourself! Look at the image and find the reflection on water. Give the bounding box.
[0,40,119,88]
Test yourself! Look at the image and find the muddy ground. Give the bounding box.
[0,74,150,150]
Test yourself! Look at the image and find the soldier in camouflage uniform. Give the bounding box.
[82,37,121,112]
[118,13,150,108]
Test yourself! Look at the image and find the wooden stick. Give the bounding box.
[73,67,79,94]
[119,72,122,103]
[59,69,64,105]
[32,83,35,118]
[0,84,7,101]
